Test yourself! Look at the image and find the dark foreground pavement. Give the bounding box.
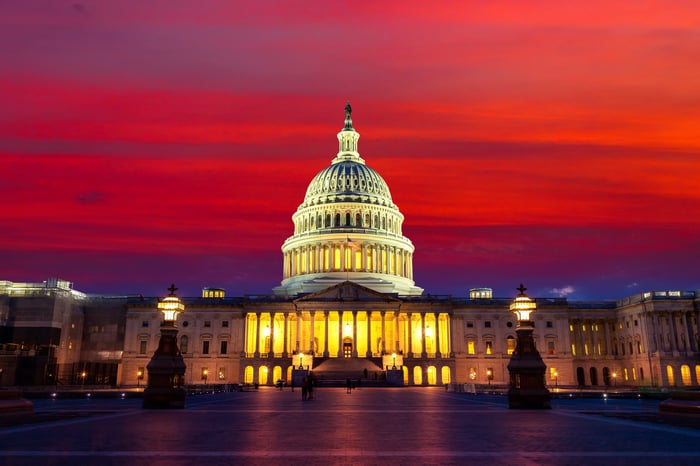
[1,387,700,466]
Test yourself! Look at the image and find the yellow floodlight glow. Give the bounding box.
[157,295,185,322]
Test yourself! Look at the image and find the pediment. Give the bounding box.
[294,281,402,303]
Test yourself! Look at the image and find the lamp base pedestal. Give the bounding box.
[142,326,187,409]
[507,324,551,410]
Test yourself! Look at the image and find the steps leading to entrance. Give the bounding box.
[310,357,384,384]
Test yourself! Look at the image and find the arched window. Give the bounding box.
[335,213,341,227]
[180,335,189,354]
[325,214,331,228]
[441,366,451,384]
[345,213,351,225]
[590,367,598,386]
[356,213,362,226]
[506,336,516,355]
[365,213,370,227]
[667,365,675,386]
[244,366,254,384]
[413,366,423,385]
[681,365,692,385]
[259,366,269,385]
[427,366,437,385]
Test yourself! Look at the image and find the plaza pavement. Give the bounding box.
[1,387,699,465]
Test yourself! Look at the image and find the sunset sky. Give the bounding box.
[2,1,699,300]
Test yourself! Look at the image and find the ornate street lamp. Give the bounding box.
[392,352,397,369]
[506,284,551,409]
[142,284,187,409]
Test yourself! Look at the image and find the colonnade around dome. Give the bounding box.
[282,242,414,280]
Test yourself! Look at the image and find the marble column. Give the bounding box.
[352,311,358,357]
[323,311,330,357]
[254,312,261,357]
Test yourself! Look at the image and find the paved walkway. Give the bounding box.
[1,387,700,465]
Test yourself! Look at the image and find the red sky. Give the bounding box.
[2,1,699,299]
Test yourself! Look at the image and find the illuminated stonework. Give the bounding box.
[274,105,423,297]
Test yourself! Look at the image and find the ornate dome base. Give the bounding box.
[273,272,423,298]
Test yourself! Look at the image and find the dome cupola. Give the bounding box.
[273,104,423,297]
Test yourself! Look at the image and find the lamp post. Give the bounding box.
[202,369,208,387]
[143,284,187,409]
[506,284,551,409]
[612,372,617,388]
[554,371,558,390]
[81,370,87,389]
[137,369,143,388]
[392,352,397,369]
[298,352,304,369]
[487,369,492,387]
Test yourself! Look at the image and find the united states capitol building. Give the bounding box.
[1,106,699,390]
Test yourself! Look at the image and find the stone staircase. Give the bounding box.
[310,357,386,387]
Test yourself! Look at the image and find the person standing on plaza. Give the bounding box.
[346,378,352,394]
[307,376,314,400]
[301,377,308,401]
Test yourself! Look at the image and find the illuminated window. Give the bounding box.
[637,341,642,354]
[485,341,493,355]
[632,367,637,381]
[345,248,351,270]
[506,336,516,355]
[623,368,629,381]
[571,343,576,356]
[667,365,675,386]
[549,367,558,381]
[367,249,373,270]
[681,365,691,385]
[334,247,341,270]
[584,343,589,355]
[139,340,147,354]
[569,324,573,332]
[355,250,361,269]
[467,340,475,355]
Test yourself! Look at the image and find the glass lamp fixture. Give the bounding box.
[158,284,185,323]
[510,283,536,322]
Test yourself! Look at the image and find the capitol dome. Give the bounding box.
[273,104,423,297]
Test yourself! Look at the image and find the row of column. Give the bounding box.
[571,319,613,357]
[648,311,699,353]
[283,242,413,279]
[247,311,450,358]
